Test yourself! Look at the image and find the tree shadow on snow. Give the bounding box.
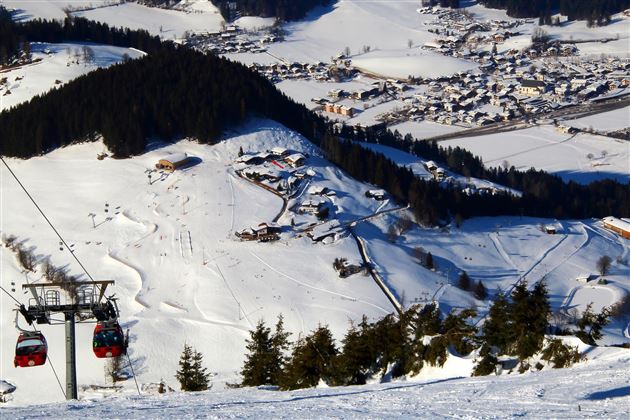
[585,386,630,400]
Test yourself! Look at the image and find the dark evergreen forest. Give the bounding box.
[139,0,335,21]
[0,14,628,224]
[479,0,630,22]
[0,7,22,65]
[212,0,335,22]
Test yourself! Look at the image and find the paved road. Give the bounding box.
[422,95,630,143]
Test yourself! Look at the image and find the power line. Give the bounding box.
[0,156,96,283]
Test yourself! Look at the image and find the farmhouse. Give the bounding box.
[270,147,290,157]
[518,79,546,96]
[156,153,190,171]
[365,189,386,200]
[298,199,326,215]
[602,216,630,239]
[236,222,280,242]
[284,153,306,168]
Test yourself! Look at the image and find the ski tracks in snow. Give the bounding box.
[249,251,390,315]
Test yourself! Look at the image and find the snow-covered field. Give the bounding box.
[569,106,630,131]
[1,120,628,407]
[441,125,630,184]
[73,2,224,39]
[0,42,144,111]
[2,0,224,39]
[1,344,628,418]
[351,49,477,79]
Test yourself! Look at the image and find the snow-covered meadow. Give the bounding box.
[0,42,144,111]
[441,125,630,184]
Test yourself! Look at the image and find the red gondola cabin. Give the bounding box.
[14,332,47,368]
[93,322,126,358]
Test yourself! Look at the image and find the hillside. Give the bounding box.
[2,119,629,406]
[1,344,629,417]
[0,0,629,411]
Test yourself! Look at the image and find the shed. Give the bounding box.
[544,225,558,234]
[576,274,592,283]
[156,153,189,171]
[602,216,630,239]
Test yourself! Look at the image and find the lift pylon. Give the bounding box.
[17,280,118,400]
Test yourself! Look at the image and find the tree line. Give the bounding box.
[236,282,610,390]
[478,0,630,23]
[212,0,335,22]
[334,126,630,221]
[0,7,23,65]
[0,16,628,224]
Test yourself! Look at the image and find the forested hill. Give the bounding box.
[478,0,630,22]
[0,46,319,158]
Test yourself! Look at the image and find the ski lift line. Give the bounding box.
[0,285,23,305]
[0,156,96,284]
[47,354,67,399]
[125,352,141,396]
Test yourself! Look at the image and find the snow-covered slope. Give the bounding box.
[441,125,630,184]
[2,0,224,39]
[1,345,628,418]
[0,120,395,405]
[0,42,144,111]
[2,119,628,407]
[73,2,224,39]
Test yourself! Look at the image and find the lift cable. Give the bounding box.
[126,352,141,396]
[0,285,22,305]
[1,287,66,398]
[0,156,96,283]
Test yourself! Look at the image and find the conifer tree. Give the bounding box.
[474,280,488,300]
[510,281,549,361]
[576,304,611,345]
[458,271,472,291]
[482,292,512,354]
[281,325,338,390]
[337,317,373,385]
[269,315,291,385]
[472,344,498,376]
[176,344,211,391]
[443,308,477,355]
[240,320,274,386]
